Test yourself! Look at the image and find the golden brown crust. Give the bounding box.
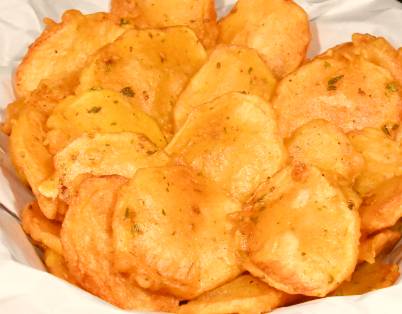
[110,0,218,48]
[61,176,178,311]
[15,10,124,97]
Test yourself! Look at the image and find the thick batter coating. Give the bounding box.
[174,45,277,130]
[77,27,207,137]
[15,10,125,97]
[287,119,364,184]
[112,166,242,299]
[111,0,218,49]
[272,44,402,139]
[242,163,360,297]
[219,0,310,78]
[167,93,287,202]
[61,176,178,311]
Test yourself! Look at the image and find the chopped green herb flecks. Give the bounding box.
[327,75,344,91]
[121,86,135,97]
[87,106,102,113]
[382,123,399,137]
[131,223,142,235]
[386,82,398,93]
[120,18,130,26]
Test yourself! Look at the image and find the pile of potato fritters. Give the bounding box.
[2,0,402,313]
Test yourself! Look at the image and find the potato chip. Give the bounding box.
[1,98,25,135]
[111,0,218,48]
[359,229,401,264]
[61,176,178,311]
[15,10,125,97]
[178,274,301,314]
[348,128,402,196]
[39,132,169,202]
[167,93,287,202]
[325,33,402,87]
[112,166,242,299]
[77,27,207,136]
[359,176,402,235]
[46,89,166,153]
[331,262,399,296]
[242,163,360,297]
[174,45,277,129]
[21,202,62,255]
[287,119,364,184]
[218,0,310,78]
[9,106,60,218]
[43,248,76,284]
[272,53,402,139]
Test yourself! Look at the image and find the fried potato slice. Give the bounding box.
[1,98,25,135]
[9,105,60,218]
[348,128,402,196]
[331,262,399,296]
[359,176,402,235]
[178,274,300,314]
[287,119,364,184]
[39,132,168,202]
[77,27,207,136]
[46,89,166,153]
[112,166,242,299]
[166,93,287,202]
[174,45,277,129]
[218,0,310,78]
[242,163,360,297]
[21,202,62,255]
[272,55,402,139]
[61,176,178,311]
[15,10,125,97]
[111,0,218,49]
[44,248,76,284]
[24,73,80,115]
[3,72,80,138]
[326,34,402,87]
[359,229,401,264]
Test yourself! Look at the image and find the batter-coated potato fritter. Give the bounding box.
[43,249,76,284]
[77,27,207,137]
[174,45,277,130]
[46,89,166,153]
[358,229,401,264]
[287,119,364,184]
[272,47,402,139]
[112,166,242,299]
[325,33,402,87]
[167,93,287,202]
[39,132,168,203]
[15,10,125,97]
[61,176,178,311]
[9,106,60,219]
[242,163,360,297]
[348,128,402,196]
[21,202,62,255]
[218,0,310,78]
[178,274,300,314]
[111,0,218,48]
[359,176,402,235]
[331,262,400,296]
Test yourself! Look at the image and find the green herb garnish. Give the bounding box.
[87,106,101,113]
[121,86,135,97]
[327,75,344,91]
